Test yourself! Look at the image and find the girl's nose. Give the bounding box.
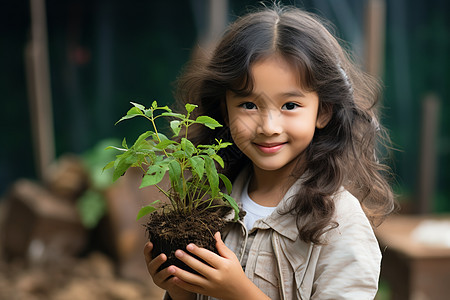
[257,110,282,136]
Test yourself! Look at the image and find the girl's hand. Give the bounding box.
[143,242,196,300]
[170,232,270,300]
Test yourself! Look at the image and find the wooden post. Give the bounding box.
[206,0,228,44]
[364,0,386,79]
[25,0,55,180]
[418,94,440,214]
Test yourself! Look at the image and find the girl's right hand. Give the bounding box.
[144,242,196,300]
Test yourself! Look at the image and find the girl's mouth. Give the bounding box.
[254,142,286,154]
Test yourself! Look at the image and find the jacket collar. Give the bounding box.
[257,178,303,241]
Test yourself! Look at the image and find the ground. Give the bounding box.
[0,251,165,300]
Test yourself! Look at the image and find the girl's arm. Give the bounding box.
[143,242,196,300]
[169,232,271,300]
[311,207,381,299]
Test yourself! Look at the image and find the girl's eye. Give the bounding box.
[282,102,300,110]
[241,102,257,110]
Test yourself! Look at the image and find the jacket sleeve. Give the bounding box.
[310,198,381,299]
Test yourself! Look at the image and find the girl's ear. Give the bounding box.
[316,103,333,129]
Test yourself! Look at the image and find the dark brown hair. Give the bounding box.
[175,5,395,243]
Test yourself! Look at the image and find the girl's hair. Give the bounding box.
[175,4,395,243]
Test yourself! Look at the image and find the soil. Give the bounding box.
[146,208,228,273]
[0,252,165,300]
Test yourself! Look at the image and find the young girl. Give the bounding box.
[144,4,395,300]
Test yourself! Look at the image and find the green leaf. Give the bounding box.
[104,145,126,151]
[168,160,183,196]
[130,102,145,111]
[140,163,167,188]
[112,151,137,181]
[115,106,144,124]
[154,132,169,142]
[170,120,181,136]
[223,194,240,221]
[204,156,219,197]
[211,154,224,168]
[152,101,158,109]
[195,116,222,129]
[144,109,153,118]
[133,131,153,148]
[201,148,215,156]
[134,140,153,153]
[185,103,198,113]
[102,160,115,172]
[136,201,160,220]
[171,150,187,159]
[161,112,186,119]
[219,142,233,149]
[188,156,205,179]
[122,138,128,149]
[159,105,172,112]
[154,139,177,150]
[219,174,232,194]
[181,138,195,157]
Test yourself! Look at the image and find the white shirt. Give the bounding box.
[241,177,277,230]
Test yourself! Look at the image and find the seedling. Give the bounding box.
[104,101,239,222]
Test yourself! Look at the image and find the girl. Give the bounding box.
[144,4,395,300]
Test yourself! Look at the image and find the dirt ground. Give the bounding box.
[0,251,165,300]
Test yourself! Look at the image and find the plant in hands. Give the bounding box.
[104,101,239,272]
[104,101,239,220]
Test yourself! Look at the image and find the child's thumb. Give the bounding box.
[215,231,223,245]
[215,232,231,257]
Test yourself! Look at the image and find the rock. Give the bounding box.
[43,154,89,202]
[0,179,87,262]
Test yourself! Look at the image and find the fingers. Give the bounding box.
[184,243,223,270]
[171,273,206,294]
[144,241,165,273]
[149,253,167,273]
[173,247,211,277]
[143,242,201,299]
[214,231,236,260]
[144,235,235,294]
[214,232,229,257]
[143,241,153,264]
[169,262,210,294]
[143,242,173,282]
[176,232,234,270]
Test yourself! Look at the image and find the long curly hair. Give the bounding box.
[174,5,395,243]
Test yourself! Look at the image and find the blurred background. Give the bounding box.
[0,0,449,299]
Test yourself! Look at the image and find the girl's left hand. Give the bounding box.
[169,232,269,300]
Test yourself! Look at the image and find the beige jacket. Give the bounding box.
[194,167,382,300]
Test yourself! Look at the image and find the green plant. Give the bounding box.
[104,101,239,221]
[77,138,119,229]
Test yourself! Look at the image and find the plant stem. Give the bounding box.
[195,179,212,210]
[144,109,169,158]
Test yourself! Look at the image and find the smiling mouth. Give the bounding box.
[254,142,286,154]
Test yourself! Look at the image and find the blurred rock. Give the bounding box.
[43,154,89,202]
[0,179,87,262]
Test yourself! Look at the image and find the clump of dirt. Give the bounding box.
[146,209,227,272]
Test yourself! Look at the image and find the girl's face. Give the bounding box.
[225,55,329,175]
